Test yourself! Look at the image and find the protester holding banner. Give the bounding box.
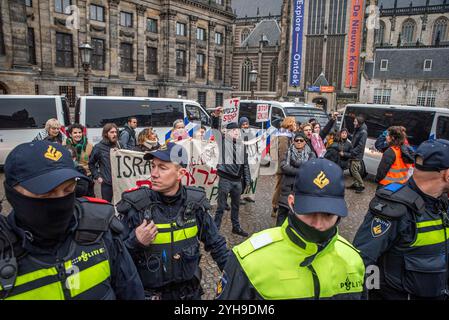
[134,127,160,152]
[116,142,229,300]
[88,123,121,202]
[272,117,297,218]
[211,107,251,237]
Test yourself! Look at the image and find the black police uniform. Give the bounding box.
[354,139,449,300]
[0,197,145,300]
[117,185,229,300]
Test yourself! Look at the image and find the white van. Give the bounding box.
[341,104,449,176]
[238,100,330,129]
[76,96,211,144]
[0,95,70,166]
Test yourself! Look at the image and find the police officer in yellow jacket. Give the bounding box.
[0,141,144,300]
[117,142,229,300]
[353,139,449,300]
[216,158,365,300]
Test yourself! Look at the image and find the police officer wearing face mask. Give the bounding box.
[216,158,365,300]
[353,139,449,300]
[0,141,144,300]
[116,142,229,300]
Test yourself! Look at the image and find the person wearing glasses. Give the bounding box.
[276,132,316,226]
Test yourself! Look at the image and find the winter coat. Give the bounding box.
[211,115,251,186]
[119,124,137,150]
[324,139,352,170]
[88,139,121,185]
[278,143,315,208]
[66,137,93,176]
[275,130,293,175]
[350,123,368,160]
[33,129,67,145]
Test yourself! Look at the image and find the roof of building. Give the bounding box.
[240,20,281,47]
[379,0,445,8]
[232,0,283,18]
[370,46,449,80]
[313,72,330,86]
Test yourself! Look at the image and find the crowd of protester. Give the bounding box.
[33,109,416,228]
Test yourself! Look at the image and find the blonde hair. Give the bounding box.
[45,118,61,131]
[281,117,296,131]
[300,123,312,131]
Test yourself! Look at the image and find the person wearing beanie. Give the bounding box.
[239,117,250,129]
[210,107,251,237]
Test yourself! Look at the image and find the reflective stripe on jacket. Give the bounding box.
[379,146,412,186]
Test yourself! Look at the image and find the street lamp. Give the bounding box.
[249,69,258,99]
[79,43,93,95]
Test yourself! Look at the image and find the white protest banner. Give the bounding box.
[111,138,262,206]
[110,149,152,205]
[256,104,269,123]
[221,97,240,129]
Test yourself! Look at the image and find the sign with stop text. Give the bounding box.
[221,98,240,129]
[256,104,270,123]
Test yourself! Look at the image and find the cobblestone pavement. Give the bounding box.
[0,173,377,300]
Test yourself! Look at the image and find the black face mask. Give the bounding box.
[5,183,76,247]
[288,212,340,245]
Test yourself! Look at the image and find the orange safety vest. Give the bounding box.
[379,146,413,186]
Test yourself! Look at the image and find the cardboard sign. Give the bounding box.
[221,98,240,128]
[256,104,270,123]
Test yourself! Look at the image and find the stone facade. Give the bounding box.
[0,0,235,108]
[231,16,281,99]
[360,0,449,107]
[231,0,363,111]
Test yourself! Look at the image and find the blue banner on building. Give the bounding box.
[290,0,304,87]
[307,86,320,92]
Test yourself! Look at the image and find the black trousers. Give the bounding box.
[101,183,113,203]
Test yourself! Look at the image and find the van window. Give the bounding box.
[0,98,57,129]
[85,99,184,128]
[150,101,184,127]
[186,104,210,126]
[343,106,434,146]
[238,102,268,128]
[271,106,284,129]
[284,108,329,127]
[436,116,449,140]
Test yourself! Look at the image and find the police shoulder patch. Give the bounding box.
[215,272,228,299]
[371,216,392,238]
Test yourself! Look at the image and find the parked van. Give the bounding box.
[76,96,211,144]
[341,104,449,176]
[238,100,330,129]
[0,95,70,166]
